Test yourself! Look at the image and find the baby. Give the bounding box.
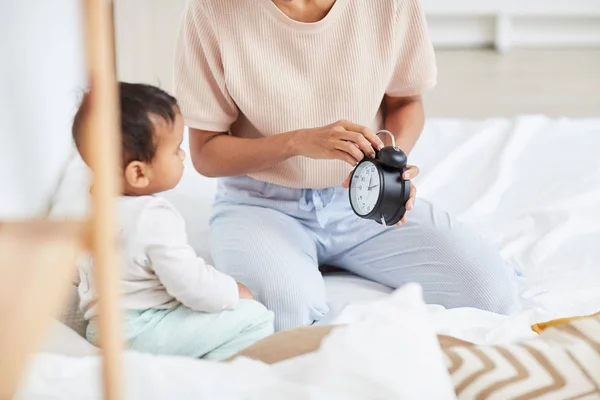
[72,82,274,360]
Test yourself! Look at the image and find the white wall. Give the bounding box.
[423,0,600,52]
[113,0,600,95]
[0,1,86,218]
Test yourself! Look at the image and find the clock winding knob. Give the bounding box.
[377,146,407,169]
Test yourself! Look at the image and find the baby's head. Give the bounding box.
[72,82,185,196]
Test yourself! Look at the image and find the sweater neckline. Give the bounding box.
[257,0,349,32]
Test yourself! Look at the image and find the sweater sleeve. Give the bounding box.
[173,0,238,132]
[139,200,239,313]
[385,0,437,97]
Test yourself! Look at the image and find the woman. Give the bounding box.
[174,0,518,331]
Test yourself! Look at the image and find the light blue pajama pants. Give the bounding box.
[210,175,519,332]
[86,300,274,360]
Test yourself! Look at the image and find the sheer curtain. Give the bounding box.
[0,0,86,218]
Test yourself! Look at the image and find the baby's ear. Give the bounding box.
[124,160,150,189]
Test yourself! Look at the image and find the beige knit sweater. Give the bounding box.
[174,0,437,189]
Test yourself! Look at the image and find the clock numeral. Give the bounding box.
[358,185,362,190]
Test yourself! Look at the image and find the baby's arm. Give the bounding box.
[140,200,240,313]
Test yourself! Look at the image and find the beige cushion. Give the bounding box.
[231,317,600,399]
[446,315,600,399]
[229,325,470,364]
[57,284,87,338]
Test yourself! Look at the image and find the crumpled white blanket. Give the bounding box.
[16,284,455,400]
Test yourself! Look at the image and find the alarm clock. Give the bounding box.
[348,130,410,226]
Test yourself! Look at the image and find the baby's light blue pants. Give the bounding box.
[87,299,274,360]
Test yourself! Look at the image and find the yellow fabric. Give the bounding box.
[531,311,600,333]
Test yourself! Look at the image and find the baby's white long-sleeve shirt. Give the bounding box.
[79,196,239,320]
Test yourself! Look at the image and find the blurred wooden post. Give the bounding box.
[0,222,86,398]
[82,0,123,399]
[0,0,123,398]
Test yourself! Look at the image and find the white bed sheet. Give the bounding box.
[19,285,456,400]
[50,115,600,346]
[323,115,600,344]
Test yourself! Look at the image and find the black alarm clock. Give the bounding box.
[348,130,410,226]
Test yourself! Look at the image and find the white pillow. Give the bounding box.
[300,284,456,400]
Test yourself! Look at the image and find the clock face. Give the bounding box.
[349,161,381,216]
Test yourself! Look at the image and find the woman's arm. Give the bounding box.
[189,128,296,178]
[189,121,384,177]
[382,94,425,155]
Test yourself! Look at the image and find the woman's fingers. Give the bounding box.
[407,183,417,210]
[339,130,376,158]
[403,165,420,180]
[335,140,364,164]
[333,149,360,166]
[338,120,384,150]
[397,183,417,226]
[362,129,385,151]
[341,172,352,188]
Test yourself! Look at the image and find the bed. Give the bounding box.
[34,115,600,397]
[326,115,600,344]
[50,114,600,342]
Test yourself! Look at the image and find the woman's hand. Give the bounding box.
[237,282,255,300]
[342,165,419,225]
[289,120,385,166]
[398,165,418,225]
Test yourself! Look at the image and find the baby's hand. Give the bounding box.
[237,282,255,300]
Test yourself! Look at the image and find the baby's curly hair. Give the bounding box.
[72,82,179,167]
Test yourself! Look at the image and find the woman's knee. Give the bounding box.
[264,279,328,331]
[212,244,327,329]
[425,225,519,314]
[215,254,327,330]
[210,211,326,329]
[459,266,519,314]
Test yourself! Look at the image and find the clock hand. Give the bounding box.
[367,174,376,190]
